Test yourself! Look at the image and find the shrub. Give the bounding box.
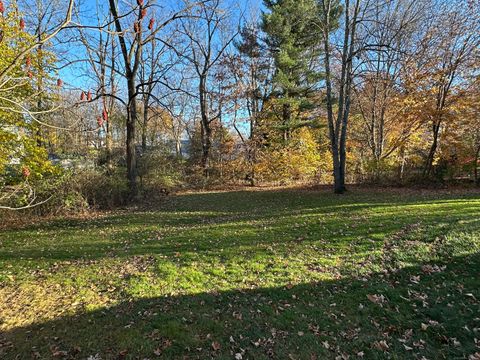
[137,148,186,192]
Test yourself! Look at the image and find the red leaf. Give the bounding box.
[80,92,86,101]
[0,1,4,14]
[148,18,155,30]
[57,78,63,87]
[141,8,147,19]
[87,90,92,101]
[137,0,144,6]
[97,116,103,127]
[20,18,25,30]
[102,109,108,122]
[26,56,31,67]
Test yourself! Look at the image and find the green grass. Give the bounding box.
[1,187,480,359]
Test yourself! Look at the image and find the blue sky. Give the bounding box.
[59,0,263,89]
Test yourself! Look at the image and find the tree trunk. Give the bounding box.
[105,86,115,173]
[282,102,291,141]
[321,0,359,194]
[105,118,113,170]
[108,0,140,199]
[330,138,343,193]
[199,75,212,179]
[474,145,480,185]
[248,147,256,187]
[142,102,148,152]
[398,146,406,181]
[36,42,44,148]
[201,126,212,179]
[338,128,347,193]
[175,138,182,157]
[105,35,115,173]
[423,122,440,177]
[126,77,137,197]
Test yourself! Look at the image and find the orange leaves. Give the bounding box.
[79,90,90,101]
[148,18,155,31]
[19,18,25,30]
[22,166,30,178]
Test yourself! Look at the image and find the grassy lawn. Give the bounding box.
[1,187,480,359]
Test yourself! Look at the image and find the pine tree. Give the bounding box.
[261,0,324,141]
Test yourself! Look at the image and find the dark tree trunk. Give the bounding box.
[201,125,212,179]
[423,122,441,177]
[109,0,141,199]
[332,149,343,194]
[338,124,348,193]
[199,75,212,179]
[126,78,138,197]
[321,0,360,195]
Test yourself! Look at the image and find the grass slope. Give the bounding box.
[0,188,479,359]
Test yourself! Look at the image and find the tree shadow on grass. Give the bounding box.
[1,253,479,360]
[0,192,479,264]
[8,187,480,233]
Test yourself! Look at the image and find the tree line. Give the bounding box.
[0,0,479,210]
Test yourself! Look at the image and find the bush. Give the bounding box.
[68,169,129,209]
[30,169,129,215]
[137,148,186,192]
[253,128,325,184]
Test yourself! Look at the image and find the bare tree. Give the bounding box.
[319,0,362,194]
[231,21,273,185]
[177,0,238,178]
[107,0,190,196]
[77,6,119,170]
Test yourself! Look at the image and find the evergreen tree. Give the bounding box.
[261,0,325,141]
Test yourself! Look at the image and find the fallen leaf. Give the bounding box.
[211,341,221,351]
[373,340,389,352]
